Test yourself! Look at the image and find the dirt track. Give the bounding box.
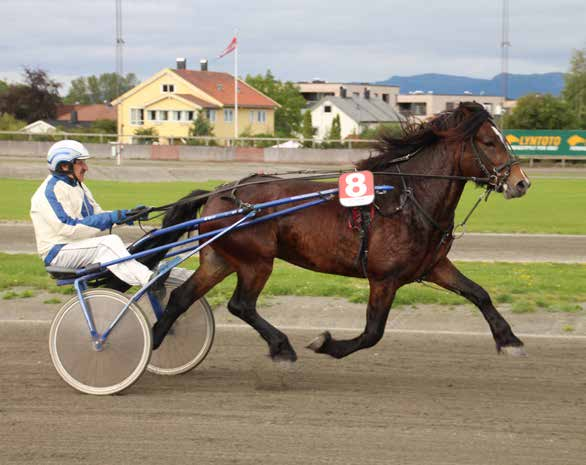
[1,320,586,465]
[2,157,586,463]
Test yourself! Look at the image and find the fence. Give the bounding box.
[0,131,376,149]
[1,130,585,164]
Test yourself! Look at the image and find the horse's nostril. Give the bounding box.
[516,180,529,192]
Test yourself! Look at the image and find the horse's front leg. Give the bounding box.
[307,277,397,359]
[425,257,526,356]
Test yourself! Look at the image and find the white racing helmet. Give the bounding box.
[47,140,91,172]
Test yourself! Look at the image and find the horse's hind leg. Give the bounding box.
[152,248,234,349]
[425,257,525,356]
[228,261,297,363]
[308,278,397,359]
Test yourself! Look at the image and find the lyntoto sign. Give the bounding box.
[504,130,586,157]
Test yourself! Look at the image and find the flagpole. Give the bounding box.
[234,32,238,139]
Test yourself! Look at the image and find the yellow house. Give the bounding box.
[112,60,279,143]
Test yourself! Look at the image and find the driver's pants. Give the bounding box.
[48,235,152,286]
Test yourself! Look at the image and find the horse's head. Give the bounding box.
[458,104,530,199]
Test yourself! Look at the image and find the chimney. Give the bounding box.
[176,58,186,70]
[363,88,370,99]
[70,110,78,124]
[200,59,208,71]
[339,86,347,98]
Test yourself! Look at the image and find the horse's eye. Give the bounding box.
[482,140,495,147]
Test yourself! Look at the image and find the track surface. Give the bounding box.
[2,158,585,463]
[1,321,586,465]
[2,223,586,263]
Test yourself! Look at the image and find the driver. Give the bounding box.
[30,139,156,289]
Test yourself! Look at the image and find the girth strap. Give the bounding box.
[348,205,374,277]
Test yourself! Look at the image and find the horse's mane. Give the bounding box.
[356,101,492,171]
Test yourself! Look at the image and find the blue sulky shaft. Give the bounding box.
[68,185,393,278]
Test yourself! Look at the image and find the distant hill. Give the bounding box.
[377,73,565,99]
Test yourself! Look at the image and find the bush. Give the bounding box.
[133,127,158,144]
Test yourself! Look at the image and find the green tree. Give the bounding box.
[301,110,314,147]
[360,122,403,140]
[503,94,577,129]
[0,113,26,130]
[245,70,306,137]
[64,73,139,104]
[0,68,62,123]
[91,119,117,133]
[134,127,158,145]
[328,114,342,140]
[562,48,586,128]
[0,80,8,94]
[189,110,214,137]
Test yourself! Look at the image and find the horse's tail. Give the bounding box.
[162,189,210,228]
[126,189,210,267]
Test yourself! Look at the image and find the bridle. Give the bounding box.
[469,122,519,192]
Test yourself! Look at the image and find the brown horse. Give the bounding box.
[152,102,531,362]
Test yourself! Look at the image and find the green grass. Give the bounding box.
[2,177,586,233]
[2,253,584,312]
[455,179,586,234]
[0,178,224,221]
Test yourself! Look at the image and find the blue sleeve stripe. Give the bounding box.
[81,194,95,216]
[45,177,112,231]
[44,244,65,265]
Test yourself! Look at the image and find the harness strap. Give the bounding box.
[348,205,374,277]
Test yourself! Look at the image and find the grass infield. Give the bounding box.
[1,253,584,313]
[1,177,585,234]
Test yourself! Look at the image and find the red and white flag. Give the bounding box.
[218,36,237,58]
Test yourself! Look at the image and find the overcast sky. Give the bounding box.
[1,0,584,91]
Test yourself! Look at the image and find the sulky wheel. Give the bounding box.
[49,289,152,395]
[142,281,215,376]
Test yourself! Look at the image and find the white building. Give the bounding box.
[21,120,58,134]
[309,96,403,140]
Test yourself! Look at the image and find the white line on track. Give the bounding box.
[4,319,586,340]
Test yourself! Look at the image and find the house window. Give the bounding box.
[249,111,255,124]
[147,110,156,121]
[157,110,168,121]
[412,103,427,116]
[130,108,144,125]
[171,111,181,121]
[382,93,389,103]
[162,84,175,93]
[257,111,266,123]
[187,111,194,121]
[324,105,332,113]
[224,109,234,123]
[206,109,216,122]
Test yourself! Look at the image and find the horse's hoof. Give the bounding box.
[306,331,332,353]
[271,351,297,363]
[269,340,297,363]
[500,345,527,357]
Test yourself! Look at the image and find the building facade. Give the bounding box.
[297,81,400,107]
[112,60,279,143]
[309,96,403,140]
[396,93,516,120]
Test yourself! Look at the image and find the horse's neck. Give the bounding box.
[397,144,466,229]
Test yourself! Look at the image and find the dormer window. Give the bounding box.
[217,84,223,91]
[162,84,175,93]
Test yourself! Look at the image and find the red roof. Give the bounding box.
[56,104,116,122]
[175,94,220,108]
[172,69,278,108]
